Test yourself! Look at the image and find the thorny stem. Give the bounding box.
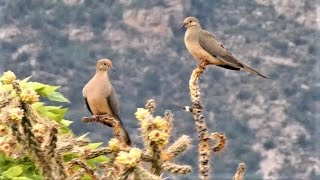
[0,97,13,109]
[189,62,211,180]
[46,127,67,179]
[210,132,226,152]
[233,163,246,180]
[67,159,98,180]
[150,142,162,175]
[82,115,129,145]
[21,107,53,179]
[120,168,135,180]
[47,127,58,159]
[83,147,112,159]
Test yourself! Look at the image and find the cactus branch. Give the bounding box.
[233,163,246,180]
[189,62,211,180]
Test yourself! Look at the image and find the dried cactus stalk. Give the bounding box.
[134,167,162,180]
[210,132,226,152]
[233,163,246,180]
[189,62,211,180]
[82,115,130,145]
[162,162,192,174]
[165,135,191,160]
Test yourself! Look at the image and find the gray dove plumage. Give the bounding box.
[183,16,267,78]
[82,59,131,145]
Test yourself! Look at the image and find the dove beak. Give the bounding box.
[111,66,116,72]
[181,23,187,29]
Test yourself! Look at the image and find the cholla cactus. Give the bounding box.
[233,163,246,180]
[0,72,74,179]
[188,62,245,179]
[86,100,193,179]
[115,148,142,168]
[133,100,192,177]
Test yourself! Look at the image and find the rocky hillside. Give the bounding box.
[0,0,319,179]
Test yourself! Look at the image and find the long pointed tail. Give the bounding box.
[242,64,268,79]
[120,127,132,145]
[117,118,132,145]
[220,53,268,79]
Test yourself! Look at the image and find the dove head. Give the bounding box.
[182,16,201,29]
[96,59,115,72]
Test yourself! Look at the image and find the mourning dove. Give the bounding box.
[183,16,267,78]
[82,59,131,145]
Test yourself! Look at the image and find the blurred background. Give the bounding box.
[0,0,319,179]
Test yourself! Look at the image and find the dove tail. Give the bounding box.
[219,53,267,78]
[217,64,240,70]
[242,64,268,79]
[117,117,132,145]
[122,128,132,145]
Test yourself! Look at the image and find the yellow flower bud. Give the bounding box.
[115,148,142,168]
[140,120,151,131]
[108,138,120,152]
[134,108,150,121]
[32,124,46,134]
[0,71,16,84]
[129,147,142,160]
[115,151,134,167]
[8,108,24,121]
[152,116,168,130]
[148,130,169,146]
[20,89,39,104]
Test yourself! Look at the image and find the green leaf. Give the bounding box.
[49,107,68,118]
[59,119,72,134]
[23,81,69,103]
[12,177,34,180]
[63,152,79,162]
[87,155,108,167]
[61,119,73,126]
[47,92,69,103]
[86,143,103,150]
[81,174,92,180]
[31,102,44,109]
[3,166,23,178]
[32,104,67,121]
[27,82,58,96]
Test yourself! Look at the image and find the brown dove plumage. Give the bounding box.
[82,59,131,145]
[183,16,268,78]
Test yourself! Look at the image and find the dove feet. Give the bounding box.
[199,58,209,68]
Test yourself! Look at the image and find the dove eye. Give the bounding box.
[189,20,192,23]
[104,63,107,65]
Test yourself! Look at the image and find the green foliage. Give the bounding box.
[22,79,71,133]
[87,155,108,167]
[2,166,23,179]
[86,142,103,150]
[0,155,42,180]
[21,79,69,103]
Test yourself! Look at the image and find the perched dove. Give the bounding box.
[183,16,267,78]
[82,59,131,145]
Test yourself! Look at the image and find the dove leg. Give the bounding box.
[199,58,209,67]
